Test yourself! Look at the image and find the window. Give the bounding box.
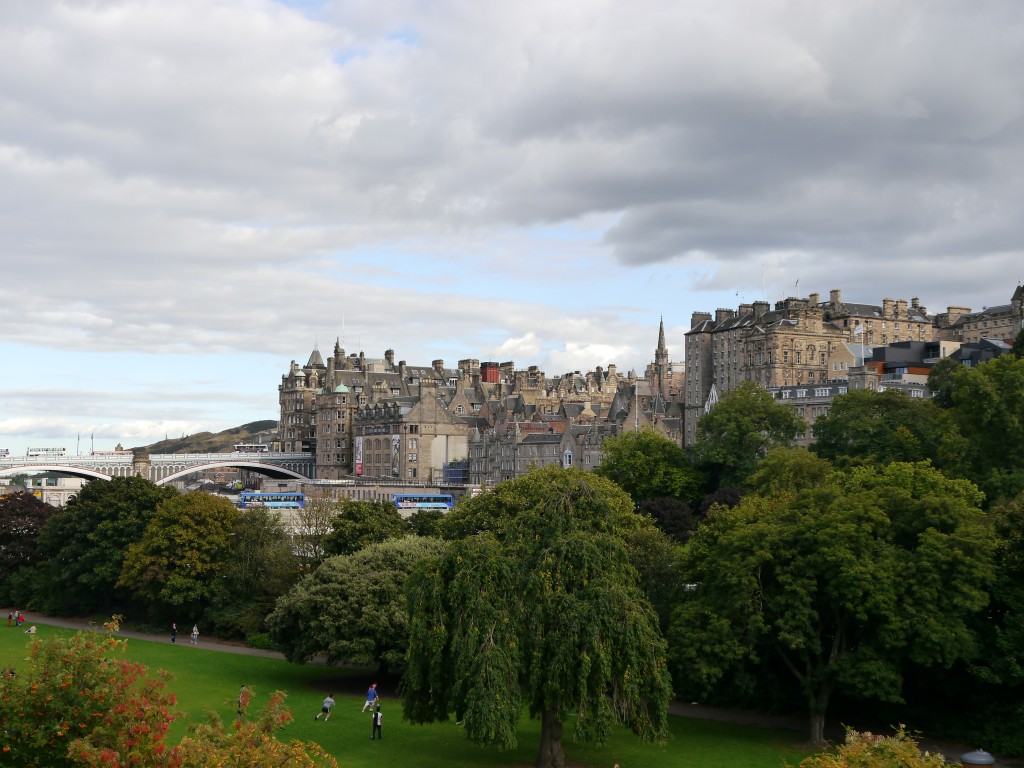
[408,453,417,462]
[783,350,789,364]
[408,438,417,450]
[455,405,464,414]
[408,425,418,434]
[796,351,802,364]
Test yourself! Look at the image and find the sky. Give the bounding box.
[2,0,1024,453]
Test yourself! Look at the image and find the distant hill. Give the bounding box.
[129,420,278,457]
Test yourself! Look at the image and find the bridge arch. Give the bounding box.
[154,461,310,486]
[0,464,114,482]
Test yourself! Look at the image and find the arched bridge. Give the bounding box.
[0,452,315,485]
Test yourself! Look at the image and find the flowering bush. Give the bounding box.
[797,726,950,768]
[0,630,335,768]
[0,633,180,767]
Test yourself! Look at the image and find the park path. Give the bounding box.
[7,610,1020,766]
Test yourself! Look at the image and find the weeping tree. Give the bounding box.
[403,465,670,768]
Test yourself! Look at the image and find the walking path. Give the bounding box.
[7,611,1020,766]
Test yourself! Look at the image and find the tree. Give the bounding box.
[926,357,960,408]
[322,499,408,556]
[267,536,446,671]
[670,458,996,745]
[403,466,671,768]
[0,492,54,589]
[638,495,699,543]
[1012,328,1024,360]
[34,476,178,615]
[942,354,1024,502]
[693,380,806,488]
[810,388,964,469]
[292,493,338,564]
[117,492,240,620]
[207,507,299,639]
[595,428,704,506]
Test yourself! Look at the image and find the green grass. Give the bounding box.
[1,623,814,768]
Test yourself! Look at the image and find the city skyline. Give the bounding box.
[3,1,1024,451]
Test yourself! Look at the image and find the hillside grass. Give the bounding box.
[0,622,814,768]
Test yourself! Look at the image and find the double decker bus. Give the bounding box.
[393,493,454,511]
[233,443,270,453]
[238,492,305,509]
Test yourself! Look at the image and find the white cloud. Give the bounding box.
[2,0,1023,449]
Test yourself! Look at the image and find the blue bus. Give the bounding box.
[239,492,305,509]
[393,493,454,511]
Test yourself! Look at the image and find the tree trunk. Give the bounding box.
[536,709,566,768]
[809,710,826,746]
[807,686,831,746]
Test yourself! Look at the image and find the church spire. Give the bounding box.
[655,316,668,366]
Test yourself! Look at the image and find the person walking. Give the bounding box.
[7,611,12,628]
[190,624,199,645]
[315,694,335,722]
[170,622,177,643]
[371,704,383,740]
[361,683,379,712]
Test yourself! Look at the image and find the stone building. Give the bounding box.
[280,322,685,486]
[683,289,941,447]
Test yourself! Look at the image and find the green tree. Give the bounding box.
[267,536,446,671]
[670,458,995,745]
[322,499,408,556]
[403,466,670,768]
[34,477,178,615]
[693,380,806,488]
[926,356,960,408]
[1012,328,1024,360]
[208,507,298,639]
[117,492,240,619]
[595,428,704,506]
[943,354,1024,501]
[810,388,964,469]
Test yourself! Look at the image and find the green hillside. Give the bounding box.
[129,420,278,457]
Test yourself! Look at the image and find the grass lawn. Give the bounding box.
[1,622,815,768]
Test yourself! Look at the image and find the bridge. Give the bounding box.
[0,452,315,485]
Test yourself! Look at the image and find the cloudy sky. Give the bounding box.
[2,0,1023,453]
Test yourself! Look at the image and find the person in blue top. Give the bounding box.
[361,683,379,713]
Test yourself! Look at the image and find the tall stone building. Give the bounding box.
[683,290,934,447]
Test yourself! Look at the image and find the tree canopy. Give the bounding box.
[34,476,178,615]
[693,380,806,488]
[0,491,55,595]
[118,492,240,620]
[670,458,995,745]
[403,465,670,768]
[942,354,1024,502]
[810,388,963,469]
[267,535,446,670]
[322,499,408,556]
[595,428,704,505]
